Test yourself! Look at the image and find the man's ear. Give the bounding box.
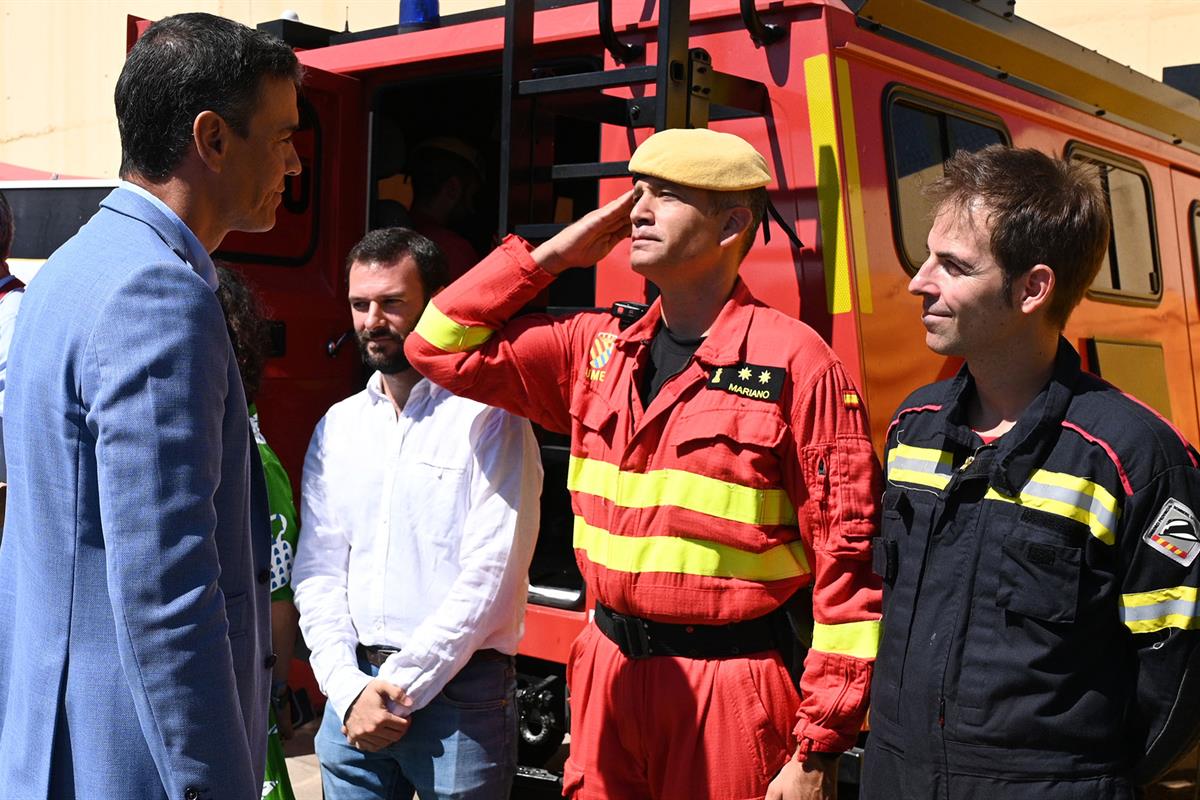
[1017,264,1055,316]
[194,110,228,172]
[719,207,752,249]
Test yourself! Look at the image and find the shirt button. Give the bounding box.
[257,569,270,584]
[264,653,278,669]
[184,789,200,800]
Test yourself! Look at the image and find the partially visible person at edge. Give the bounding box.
[861,145,1200,799]
[405,128,883,800]
[0,14,301,799]
[0,191,24,538]
[216,265,301,800]
[293,228,542,800]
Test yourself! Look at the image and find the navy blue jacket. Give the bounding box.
[863,340,1200,799]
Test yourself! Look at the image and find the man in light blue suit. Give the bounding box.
[0,14,302,799]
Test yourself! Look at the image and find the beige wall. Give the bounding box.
[1,0,1198,178]
[1020,0,1200,83]
[0,0,499,178]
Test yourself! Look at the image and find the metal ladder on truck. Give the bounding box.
[497,0,783,244]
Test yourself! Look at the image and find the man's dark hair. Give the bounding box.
[0,192,12,263]
[926,145,1110,328]
[115,13,302,181]
[345,227,449,298]
[215,265,270,404]
[710,187,769,261]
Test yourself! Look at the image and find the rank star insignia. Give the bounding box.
[707,362,785,402]
[1143,498,1200,566]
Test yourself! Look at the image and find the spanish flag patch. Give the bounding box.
[843,390,861,409]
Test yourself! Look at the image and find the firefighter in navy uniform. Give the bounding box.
[406,129,883,800]
[862,145,1200,799]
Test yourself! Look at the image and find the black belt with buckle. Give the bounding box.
[593,602,783,660]
[357,643,511,669]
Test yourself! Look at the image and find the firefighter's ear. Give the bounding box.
[1017,263,1055,316]
[719,206,752,248]
[193,110,228,172]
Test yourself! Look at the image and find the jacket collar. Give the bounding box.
[102,184,218,291]
[933,337,1081,494]
[614,277,757,367]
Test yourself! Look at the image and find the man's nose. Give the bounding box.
[284,143,302,177]
[364,302,385,329]
[630,193,652,225]
[908,258,935,297]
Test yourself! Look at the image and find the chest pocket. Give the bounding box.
[396,458,470,550]
[670,407,787,488]
[997,528,1082,623]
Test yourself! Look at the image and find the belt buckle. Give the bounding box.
[613,612,653,659]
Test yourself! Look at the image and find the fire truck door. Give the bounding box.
[1168,168,1200,445]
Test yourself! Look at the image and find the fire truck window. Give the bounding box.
[1071,151,1160,301]
[887,97,1008,272]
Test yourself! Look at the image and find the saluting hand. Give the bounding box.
[341,678,413,752]
[531,189,636,275]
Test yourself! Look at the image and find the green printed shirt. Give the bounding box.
[250,407,300,602]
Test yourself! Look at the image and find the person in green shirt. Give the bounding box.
[217,265,299,800]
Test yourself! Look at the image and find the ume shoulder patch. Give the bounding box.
[706,363,784,402]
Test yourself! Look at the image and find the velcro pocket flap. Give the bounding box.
[997,533,1081,623]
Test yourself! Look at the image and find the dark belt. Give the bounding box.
[357,643,511,669]
[593,602,782,660]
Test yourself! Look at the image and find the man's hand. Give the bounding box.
[531,189,636,275]
[766,754,838,800]
[340,679,413,752]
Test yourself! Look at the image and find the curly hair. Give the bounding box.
[215,265,270,404]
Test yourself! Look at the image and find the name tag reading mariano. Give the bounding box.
[707,363,785,402]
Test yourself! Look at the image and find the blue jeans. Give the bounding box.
[315,652,517,800]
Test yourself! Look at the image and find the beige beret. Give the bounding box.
[628,128,771,191]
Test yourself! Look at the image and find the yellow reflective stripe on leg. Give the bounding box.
[413,302,495,353]
[568,456,797,527]
[811,619,880,659]
[572,517,810,582]
[1121,585,1199,633]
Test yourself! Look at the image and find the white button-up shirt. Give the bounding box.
[292,372,542,721]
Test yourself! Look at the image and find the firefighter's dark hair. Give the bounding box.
[345,227,449,300]
[215,265,270,404]
[926,145,1110,329]
[115,13,302,181]
[709,187,768,261]
[0,191,12,263]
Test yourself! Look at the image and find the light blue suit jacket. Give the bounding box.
[0,187,272,799]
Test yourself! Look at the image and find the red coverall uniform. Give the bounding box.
[406,236,882,799]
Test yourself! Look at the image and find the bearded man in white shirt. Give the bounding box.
[292,227,543,800]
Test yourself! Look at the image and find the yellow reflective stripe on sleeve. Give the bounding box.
[568,456,797,527]
[1120,585,1200,633]
[811,619,881,659]
[413,302,495,353]
[886,444,953,490]
[573,517,810,582]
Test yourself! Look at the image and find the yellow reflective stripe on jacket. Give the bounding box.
[1120,585,1200,633]
[987,469,1119,545]
[811,619,880,659]
[568,456,797,527]
[413,302,495,353]
[886,444,952,490]
[573,517,810,582]
[887,444,1119,544]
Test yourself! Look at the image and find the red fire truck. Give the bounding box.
[6,0,1200,794]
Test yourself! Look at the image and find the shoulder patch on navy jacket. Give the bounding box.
[1143,498,1200,567]
[706,363,784,402]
